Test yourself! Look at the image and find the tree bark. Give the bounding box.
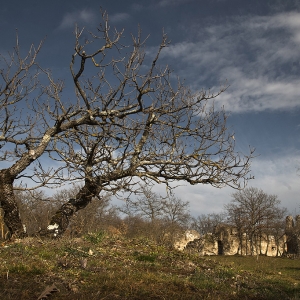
[45,180,101,237]
[0,170,26,239]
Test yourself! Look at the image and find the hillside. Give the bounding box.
[0,233,300,299]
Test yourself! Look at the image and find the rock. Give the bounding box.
[173,230,201,251]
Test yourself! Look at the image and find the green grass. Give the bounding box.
[0,235,299,299]
[83,230,106,244]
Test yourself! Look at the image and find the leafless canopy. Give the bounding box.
[0,11,254,237]
[47,11,254,198]
[225,187,287,255]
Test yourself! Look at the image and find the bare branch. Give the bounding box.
[0,12,254,238]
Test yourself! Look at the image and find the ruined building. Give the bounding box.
[175,215,300,257]
[285,215,300,256]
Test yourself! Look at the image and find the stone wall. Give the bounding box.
[175,217,300,257]
[173,230,201,251]
[182,226,286,257]
[214,225,286,256]
[285,215,300,256]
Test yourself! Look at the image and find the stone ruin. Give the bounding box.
[285,215,300,256]
[173,230,201,251]
[174,215,300,257]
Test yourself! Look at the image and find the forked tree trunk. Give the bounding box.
[45,180,101,237]
[0,170,26,239]
[0,165,101,239]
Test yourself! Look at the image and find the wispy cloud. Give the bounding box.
[215,73,300,113]
[109,12,130,23]
[151,152,300,216]
[159,12,300,113]
[246,154,300,212]
[131,3,144,11]
[58,9,96,30]
[158,0,194,7]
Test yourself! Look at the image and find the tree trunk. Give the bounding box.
[0,170,26,239]
[45,180,101,237]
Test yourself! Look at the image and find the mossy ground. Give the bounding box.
[0,234,299,299]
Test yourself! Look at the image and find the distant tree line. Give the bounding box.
[1,186,288,254]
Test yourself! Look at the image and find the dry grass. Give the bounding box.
[0,233,300,299]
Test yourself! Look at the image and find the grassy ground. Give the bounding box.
[0,233,300,299]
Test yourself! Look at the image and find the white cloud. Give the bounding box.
[214,73,300,113]
[150,152,300,217]
[109,12,130,23]
[58,9,96,30]
[248,154,300,213]
[272,12,300,45]
[158,12,300,113]
[263,12,300,33]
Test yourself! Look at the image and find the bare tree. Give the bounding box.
[225,187,286,255]
[13,189,55,236]
[161,194,190,227]
[119,186,190,244]
[0,13,125,238]
[46,13,254,237]
[119,186,166,242]
[225,205,246,254]
[12,185,118,237]
[191,213,226,235]
[264,217,286,256]
[119,185,164,223]
[0,11,254,238]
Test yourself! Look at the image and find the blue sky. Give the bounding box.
[1,0,300,216]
